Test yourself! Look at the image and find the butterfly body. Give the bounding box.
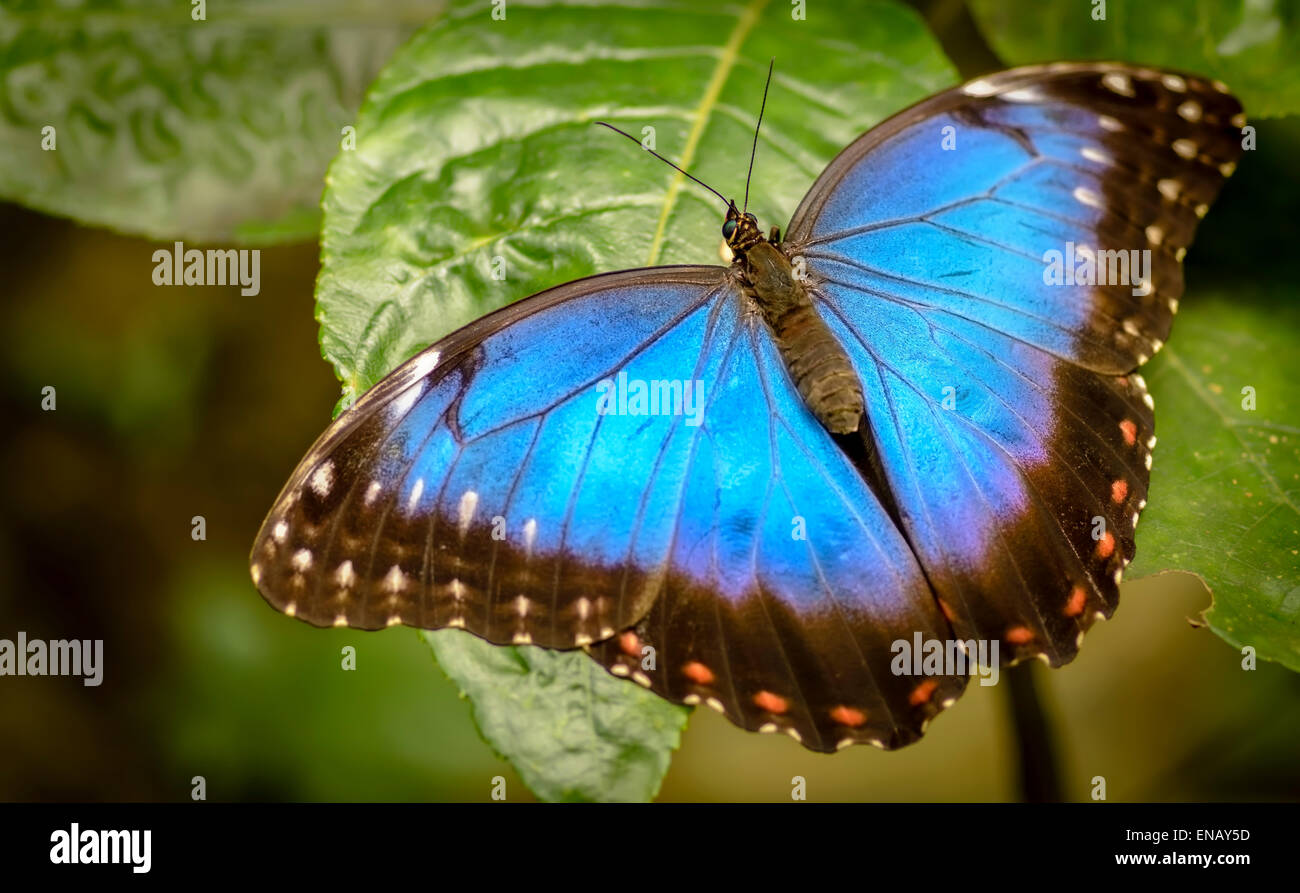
[729,213,867,436]
[253,62,1243,752]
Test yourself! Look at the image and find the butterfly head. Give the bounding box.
[723,202,764,254]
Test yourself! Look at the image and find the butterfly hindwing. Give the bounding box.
[591,305,965,751]
[786,62,1241,664]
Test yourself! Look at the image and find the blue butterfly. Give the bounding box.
[251,63,1242,752]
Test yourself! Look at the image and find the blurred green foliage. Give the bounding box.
[0,0,439,242]
[970,0,1300,117]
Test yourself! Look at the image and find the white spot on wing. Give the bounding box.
[390,384,422,416]
[457,490,478,536]
[335,560,356,588]
[961,78,1000,97]
[1102,72,1135,97]
[1073,186,1102,209]
[1002,87,1042,103]
[309,461,334,498]
[1080,147,1111,165]
[383,565,407,593]
[407,477,424,511]
[408,350,441,380]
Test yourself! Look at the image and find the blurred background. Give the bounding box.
[1,0,1297,802]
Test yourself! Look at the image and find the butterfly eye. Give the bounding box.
[722,219,738,240]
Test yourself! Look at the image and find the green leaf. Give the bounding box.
[421,630,687,802]
[318,0,955,799]
[0,0,439,243]
[968,0,1300,117]
[1129,114,1300,671]
[1130,290,1300,672]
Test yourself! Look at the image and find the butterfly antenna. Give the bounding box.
[594,121,730,208]
[743,59,775,213]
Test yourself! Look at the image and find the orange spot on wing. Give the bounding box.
[682,661,715,685]
[1065,585,1088,617]
[1096,531,1116,559]
[1119,419,1138,446]
[937,597,957,623]
[830,705,867,727]
[619,631,641,657]
[909,679,939,706]
[1005,626,1034,645]
[1111,479,1129,503]
[753,690,789,714]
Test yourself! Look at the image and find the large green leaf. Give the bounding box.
[317,0,956,799]
[0,0,438,242]
[421,630,686,802]
[1130,293,1300,672]
[968,0,1300,117]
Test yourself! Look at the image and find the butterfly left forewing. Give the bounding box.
[252,269,731,642]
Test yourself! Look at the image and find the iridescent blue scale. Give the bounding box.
[252,63,1243,752]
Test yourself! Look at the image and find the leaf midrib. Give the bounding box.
[644,0,769,266]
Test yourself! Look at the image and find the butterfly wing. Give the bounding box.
[251,267,963,751]
[785,62,1243,664]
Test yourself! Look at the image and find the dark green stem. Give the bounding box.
[1004,662,1063,802]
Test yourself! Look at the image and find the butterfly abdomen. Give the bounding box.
[744,241,864,435]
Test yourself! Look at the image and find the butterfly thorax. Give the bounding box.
[734,235,865,436]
